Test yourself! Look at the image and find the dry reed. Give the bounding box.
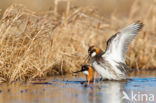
[0,0,155,83]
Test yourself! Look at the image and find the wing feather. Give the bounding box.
[103,21,143,62]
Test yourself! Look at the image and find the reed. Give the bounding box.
[0,0,155,83]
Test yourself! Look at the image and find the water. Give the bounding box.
[0,71,156,103]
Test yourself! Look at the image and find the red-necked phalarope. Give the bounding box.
[88,21,143,80]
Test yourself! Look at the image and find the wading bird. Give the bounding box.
[88,21,143,80]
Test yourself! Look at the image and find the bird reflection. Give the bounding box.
[84,81,127,103]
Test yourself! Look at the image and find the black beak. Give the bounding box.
[88,51,92,56]
[72,70,82,73]
[83,55,90,64]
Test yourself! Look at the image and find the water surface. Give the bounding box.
[0,70,156,103]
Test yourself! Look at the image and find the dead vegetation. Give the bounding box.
[0,0,155,83]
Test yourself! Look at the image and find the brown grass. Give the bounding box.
[0,0,155,83]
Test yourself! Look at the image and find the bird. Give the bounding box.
[88,21,143,80]
[73,65,93,84]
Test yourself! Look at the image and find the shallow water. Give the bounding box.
[0,70,156,103]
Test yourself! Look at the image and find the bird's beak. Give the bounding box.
[83,55,90,63]
[88,51,91,57]
[72,70,82,73]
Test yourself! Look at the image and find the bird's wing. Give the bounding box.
[102,21,143,62]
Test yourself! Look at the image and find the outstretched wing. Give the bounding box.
[103,21,143,62]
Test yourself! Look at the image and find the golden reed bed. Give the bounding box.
[0,0,155,83]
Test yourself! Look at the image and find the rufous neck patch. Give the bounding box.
[95,48,100,54]
[86,66,92,82]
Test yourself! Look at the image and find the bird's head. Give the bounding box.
[73,65,93,83]
[88,45,101,57]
